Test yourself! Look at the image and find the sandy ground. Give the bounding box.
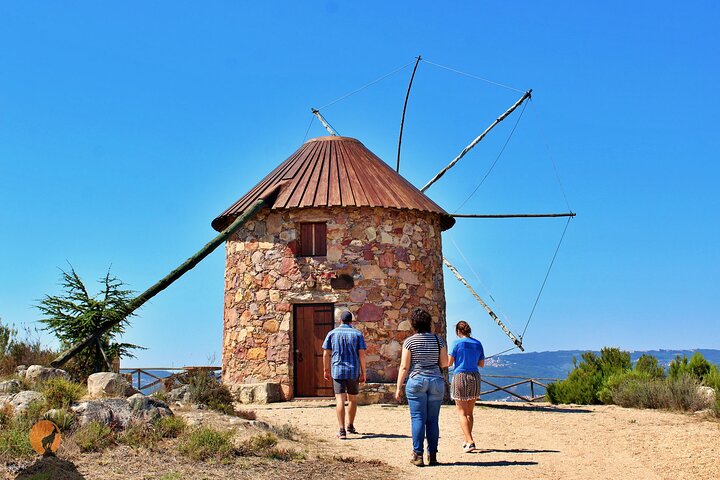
[253,400,720,480]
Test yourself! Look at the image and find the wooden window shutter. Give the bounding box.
[299,222,327,256]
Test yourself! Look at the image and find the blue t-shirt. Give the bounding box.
[450,337,485,373]
[322,324,367,380]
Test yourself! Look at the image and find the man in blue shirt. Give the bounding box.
[322,310,367,439]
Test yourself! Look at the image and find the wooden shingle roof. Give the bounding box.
[211,136,455,231]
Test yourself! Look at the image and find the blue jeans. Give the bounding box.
[405,375,445,454]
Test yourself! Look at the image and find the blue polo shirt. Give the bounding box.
[322,324,367,380]
[450,337,485,373]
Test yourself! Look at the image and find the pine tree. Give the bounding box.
[37,266,143,378]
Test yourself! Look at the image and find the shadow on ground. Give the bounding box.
[479,448,560,454]
[14,456,85,480]
[354,432,411,439]
[478,402,592,414]
[447,460,539,467]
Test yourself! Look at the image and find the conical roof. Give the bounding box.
[212,136,455,231]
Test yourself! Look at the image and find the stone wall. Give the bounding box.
[222,206,447,400]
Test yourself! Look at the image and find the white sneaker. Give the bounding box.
[463,443,476,453]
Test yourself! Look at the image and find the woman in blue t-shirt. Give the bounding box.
[448,320,485,453]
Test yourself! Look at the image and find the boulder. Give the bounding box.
[127,393,173,421]
[71,398,132,428]
[25,365,70,385]
[0,380,21,395]
[236,382,281,404]
[9,390,45,414]
[87,372,137,398]
[167,384,192,403]
[15,365,28,379]
[697,386,717,408]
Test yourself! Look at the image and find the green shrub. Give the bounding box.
[119,420,161,449]
[606,372,669,408]
[73,421,115,452]
[667,373,705,411]
[274,423,300,440]
[265,447,306,461]
[187,370,236,415]
[40,378,85,409]
[634,354,665,379]
[43,409,77,432]
[151,390,169,403]
[238,432,278,456]
[0,417,33,457]
[178,426,235,462]
[154,415,187,438]
[546,351,604,404]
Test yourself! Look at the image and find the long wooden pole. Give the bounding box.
[420,90,532,193]
[311,108,338,136]
[51,186,282,368]
[396,55,422,173]
[452,212,576,219]
[442,257,524,351]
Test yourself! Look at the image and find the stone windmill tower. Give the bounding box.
[212,136,455,401]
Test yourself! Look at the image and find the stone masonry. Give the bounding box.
[222,206,447,401]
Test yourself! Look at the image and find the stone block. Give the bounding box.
[235,382,282,404]
[87,372,138,399]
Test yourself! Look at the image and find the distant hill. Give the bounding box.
[475,348,720,401]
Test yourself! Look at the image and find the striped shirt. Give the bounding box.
[402,333,446,378]
[322,324,367,380]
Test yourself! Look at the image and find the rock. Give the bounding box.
[697,386,716,408]
[249,420,272,430]
[71,398,132,428]
[0,380,21,394]
[15,365,28,378]
[127,393,173,421]
[25,365,70,385]
[236,382,281,404]
[167,384,192,403]
[87,372,138,398]
[10,390,45,414]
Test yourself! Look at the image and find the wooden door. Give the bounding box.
[294,304,334,397]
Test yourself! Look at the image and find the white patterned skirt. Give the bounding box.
[451,371,481,401]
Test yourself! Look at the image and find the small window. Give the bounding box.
[299,223,327,257]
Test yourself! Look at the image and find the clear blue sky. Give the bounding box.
[1,2,718,367]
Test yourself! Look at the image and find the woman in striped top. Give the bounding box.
[395,308,448,467]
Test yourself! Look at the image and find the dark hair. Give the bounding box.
[455,321,472,337]
[410,308,433,333]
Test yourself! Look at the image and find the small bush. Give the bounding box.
[187,370,236,415]
[43,409,77,432]
[41,378,85,409]
[73,421,115,452]
[238,432,278,456]
[0,403,13,429]
[235,409,256,420]
[118,420,161,449]
[274,423,300,440]
[178,426,235,462]
[0,418,33,457]
[265,447,306,461]
[151,390,169,403]
[154,415,187,438]
[667,373,705,411]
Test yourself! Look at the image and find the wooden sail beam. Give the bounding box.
[51,185,284,368]
[452,212,576,219]
[311,108,338,136]
[420,89,532,193]
[443,257,524,351]
[396,55,422,173]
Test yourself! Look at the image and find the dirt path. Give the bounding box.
[253,400,720,480]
